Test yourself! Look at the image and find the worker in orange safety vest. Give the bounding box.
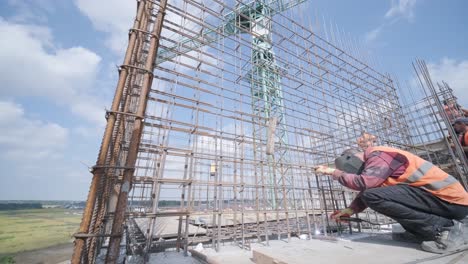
[314,145,468,254]
[443,99,468,123]
[452,118,468,158]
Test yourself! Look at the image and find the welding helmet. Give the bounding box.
[334,149,365,174]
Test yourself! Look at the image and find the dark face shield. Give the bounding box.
[335,152,365,174]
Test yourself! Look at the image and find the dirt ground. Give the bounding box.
[13,243,72,264]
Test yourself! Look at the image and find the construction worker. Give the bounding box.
[443,99,468,123]
[314,146,468,254]
[452,118,468,157]
[356,132,376,150]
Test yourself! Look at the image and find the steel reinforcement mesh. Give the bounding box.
[83,2,464,261]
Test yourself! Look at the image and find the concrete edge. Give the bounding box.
[252,249,287,264]
[189,249,222,264]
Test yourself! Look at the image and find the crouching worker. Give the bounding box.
[314,146,468,254]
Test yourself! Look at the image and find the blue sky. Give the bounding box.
[0,0,467,200]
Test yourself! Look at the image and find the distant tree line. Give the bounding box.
[0,203,43,211]
[158,200,181,207]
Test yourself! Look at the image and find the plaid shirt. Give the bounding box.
[332,149,408,213]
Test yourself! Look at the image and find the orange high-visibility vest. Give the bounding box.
[462,131,468,147]
[367,146,468,205]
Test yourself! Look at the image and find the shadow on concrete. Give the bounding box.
[350,233,422,250]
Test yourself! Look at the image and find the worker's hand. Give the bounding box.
[330,208,354,222]
[313,165,335,175]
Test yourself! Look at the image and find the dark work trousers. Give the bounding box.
[361,185,468,241]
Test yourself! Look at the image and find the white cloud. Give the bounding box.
[0,18,105,125]
[385,0,418,21]
[74,0,136,54]
[0,101,94,200]
[7,0,57,23]
[364,0,419,43]
[74,0,213,59]
[427,58,468,106]
[364,26,383,43]
[0,101,68,161]
[0,3,108,200]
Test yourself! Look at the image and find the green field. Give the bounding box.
[0,208,82,255]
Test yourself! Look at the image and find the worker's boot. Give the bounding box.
[421,220,465,254]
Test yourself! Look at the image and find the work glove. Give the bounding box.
[330,208,354,222]
[313,165,335,175]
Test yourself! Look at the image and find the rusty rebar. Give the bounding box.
[71,1,147,263]
[105,0,168,262]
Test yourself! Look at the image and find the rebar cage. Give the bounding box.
[72,1,467,263]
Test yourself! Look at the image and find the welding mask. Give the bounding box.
[334,149,365,174]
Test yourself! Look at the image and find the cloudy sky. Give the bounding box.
[0,0,467,200]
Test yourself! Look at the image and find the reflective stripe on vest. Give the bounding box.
[405,161,433,183]
[423,175,458,191]
[403,160,458,190]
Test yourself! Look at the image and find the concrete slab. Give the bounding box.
[125,251,203,264]
[250,235,468,264]
[191,246,255,264]
[194,212,308,227]
[148,252,201,264]
[134,212,316,238]
[135,217,207,238]
[191,235,468,264]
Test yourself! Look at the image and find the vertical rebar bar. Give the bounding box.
[105,0,168,262]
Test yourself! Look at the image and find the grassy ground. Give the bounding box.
[0,256,15,264]
[0,208,81,258]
